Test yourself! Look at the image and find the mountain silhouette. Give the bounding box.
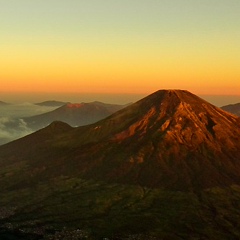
[1,90,240,239]
[0,100,9,105]
[23,101,128,130]
[35,100,69,107]
[1,90,240,191]
[63,89,240,190]
[221,102,240,116]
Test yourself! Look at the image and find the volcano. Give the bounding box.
[1,90,240,239]
[3,89,240,190]
[23,101,128,130]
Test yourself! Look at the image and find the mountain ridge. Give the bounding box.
[1,89,240,191]
[1,89,240,239]
[35,100,69,107]
[221,102,240,116]
[0,100,9,105]
[23,101,129,130]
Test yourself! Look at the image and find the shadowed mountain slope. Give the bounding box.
[1,90,240,239]
[221,102,240,116]
[35,100,69,107]
[1,90,240,191]
[23,101,128,130]
[0,101,9,105]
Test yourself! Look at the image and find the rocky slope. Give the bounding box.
[1,90,240,239]
[1,90,240,191]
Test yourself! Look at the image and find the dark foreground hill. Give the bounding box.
[23,101,128,130]
[0,90,240,239]
[221,102,240,116]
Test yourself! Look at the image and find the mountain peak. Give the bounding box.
[66,89,240,190]
[44,121,73,134]
[1,90,240,191]
[142,89,203,104]
[148,89,191,96]
[48,120,72,128]
[1,90,240,240]
[154,89,188,94]
[109,89,239,145]
[65,103,84,108]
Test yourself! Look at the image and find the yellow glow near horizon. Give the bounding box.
[1,1,240,96]
[1,37,239,95]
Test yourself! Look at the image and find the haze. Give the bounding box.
[1,92,240,107]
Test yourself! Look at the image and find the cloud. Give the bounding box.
[0,103,58,145]
[0,103,58,118]
[0,117,33,145]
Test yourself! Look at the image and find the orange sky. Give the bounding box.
[1,1,240,96]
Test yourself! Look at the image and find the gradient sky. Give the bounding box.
[1,0,240,96]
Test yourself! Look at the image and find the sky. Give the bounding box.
[1,0,240,99]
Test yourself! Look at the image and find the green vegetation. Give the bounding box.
[1,90,240,239]
[1,176,240,239]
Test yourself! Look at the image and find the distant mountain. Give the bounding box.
[12,89,240,190]
[1,90,240,239]
[221,102,240,116]
[35,100,69,107]
[0,101,9,105]
[24,102,129,130]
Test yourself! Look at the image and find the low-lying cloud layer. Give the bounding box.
[0,103,57,145]
[0,117,33,145]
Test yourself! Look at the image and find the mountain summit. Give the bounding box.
[1,90,240,239]
[24,101,128,130]
[65,89,240,190]
[1,90,240,191]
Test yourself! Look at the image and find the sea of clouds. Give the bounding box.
[0,103,57,145]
